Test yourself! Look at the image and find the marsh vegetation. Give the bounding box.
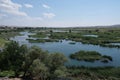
[26,27,120,48]
[0,27,120,80]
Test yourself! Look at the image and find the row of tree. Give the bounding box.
[0,41,68,80]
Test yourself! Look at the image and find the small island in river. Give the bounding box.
[70,50,112,63]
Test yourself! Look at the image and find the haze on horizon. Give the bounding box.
[0,0,120,27]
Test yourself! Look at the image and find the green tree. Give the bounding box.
[48,53,68,78]
[54,66,68,78]
[0,41,26,76]
[0,41,69,79]
[30,59,49,80]
[22,46,47,77]
[69,29,72,33]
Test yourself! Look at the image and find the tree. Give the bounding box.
[22,46,46,77]
[48,53,68,78]
[0,41,26,76]
[30,59,49,80]
[0,41,69,79]
[50,30,53,33]
[69,29,72,33]
[54,66,68,78]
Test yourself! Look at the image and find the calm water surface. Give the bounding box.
[11,32,120,67]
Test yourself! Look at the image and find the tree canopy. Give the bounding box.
[0,41,68,79]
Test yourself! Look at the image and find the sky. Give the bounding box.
[0,0,120,27]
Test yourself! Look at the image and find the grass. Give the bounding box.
[67,66,120,80]
[0,38,8,48]
[0,32,21,39]
[0,70,15,77]
[28,32,47,38]
[0,30,21,48]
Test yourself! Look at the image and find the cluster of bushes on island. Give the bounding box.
[70,50,112,63]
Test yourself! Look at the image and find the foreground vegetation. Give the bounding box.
[0,41,120,80]
[0,41,68,80]
[67,66,120,80]
[70,51,112,63]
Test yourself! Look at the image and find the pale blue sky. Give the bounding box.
[0,0,120,27]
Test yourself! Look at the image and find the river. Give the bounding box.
[10,32,120,67]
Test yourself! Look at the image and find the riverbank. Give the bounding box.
[0,38,8,48]
[0,30,22,48]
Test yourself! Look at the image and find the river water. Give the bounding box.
[10,32,120,67]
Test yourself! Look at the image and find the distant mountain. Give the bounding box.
[94,24,120,28]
